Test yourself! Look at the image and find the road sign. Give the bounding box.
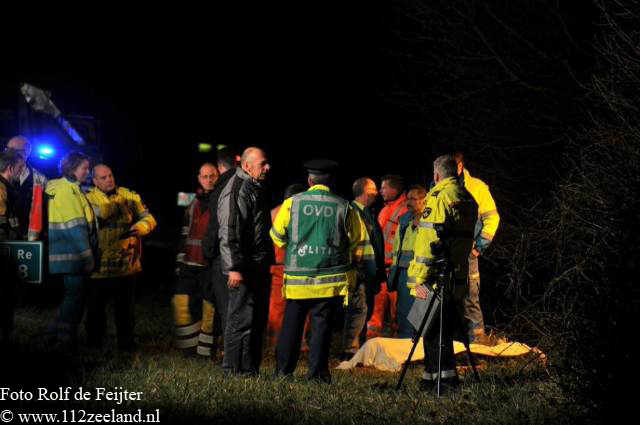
[0,241,44,284]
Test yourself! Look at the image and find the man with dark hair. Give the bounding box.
[85,164,157,352]
[202,147,240,348]
[0,149,25,345]
[271,160,363,382]
[6,136,47,241]
[367,174,408,338]
[454,152,500,343]
[217,147,273,375]
[408,155,477,392]
[340,177,385,359]
[216,147,240,175]
[388,184,427,338]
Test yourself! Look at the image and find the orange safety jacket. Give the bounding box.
[378,193,408,266]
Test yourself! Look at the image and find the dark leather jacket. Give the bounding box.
[217,167,273,274]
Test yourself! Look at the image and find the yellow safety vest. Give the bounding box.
[270,185,361,301]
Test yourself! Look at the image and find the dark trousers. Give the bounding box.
[423,295,465,378]
[85,274,136,350]
[210,258,229,336]
[277,296,340,380]
[222,267,271,374]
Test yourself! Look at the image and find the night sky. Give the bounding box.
[1,1,596,233]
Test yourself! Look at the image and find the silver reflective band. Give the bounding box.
[422,369,457,380]
[139,211,152,218]
[407,276,417,284]
[284,275,345,286]
[176,321,202,336]
[50,249,93,262]
[198,333,214,344]
[415,256,435,265]
[270,227,286,241]
[186,239,202,246]
[418,222,435,229]
[49,217,88,230]
[480,209,498,219]
[175,335,199,348]
[197,346,212,356]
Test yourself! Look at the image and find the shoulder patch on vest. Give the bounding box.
[422,207,432,219]
[431,190,440,198]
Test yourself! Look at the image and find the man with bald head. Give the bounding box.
[85,164,157,351]
[173,163,224,358]
[5,135,47,240]
[217,147,273,375]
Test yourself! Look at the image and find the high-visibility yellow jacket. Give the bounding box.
[270,184,362,301]
[351,200,377,275]
[86,186,157,278]
[407,177,478,297]
[46,177,96,274]
[462,169,500,254]
[387,211,417,290]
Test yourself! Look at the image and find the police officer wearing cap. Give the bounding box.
[270,160,363,382]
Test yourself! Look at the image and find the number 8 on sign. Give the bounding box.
[18,264,28,279]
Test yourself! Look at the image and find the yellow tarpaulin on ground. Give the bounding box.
[336,337,544,372]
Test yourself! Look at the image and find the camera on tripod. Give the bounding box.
[430,224,450,279]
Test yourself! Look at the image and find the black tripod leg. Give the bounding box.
[395,291,438,391]
[436,287,444,397]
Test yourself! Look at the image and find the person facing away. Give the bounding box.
[270,159,363,383]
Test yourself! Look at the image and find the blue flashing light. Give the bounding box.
[37,145,56,160]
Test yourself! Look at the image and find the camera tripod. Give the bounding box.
[395,246,481,396]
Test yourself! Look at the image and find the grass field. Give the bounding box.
[1,286,587,425]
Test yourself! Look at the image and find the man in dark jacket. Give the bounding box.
[0,149,25,346]
[201,147,239,342]
[217,147,273,375]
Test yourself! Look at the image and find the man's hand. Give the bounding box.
[471,248,480,257]
[228,271,244,289]
[415,284,429,299]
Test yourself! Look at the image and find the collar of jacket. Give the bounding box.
[432,176,458,192]
[235,166,262,186]
[196,190,211,201]
[64,176,81,186]
[385,191,407,208]
[352,199,365,210]
[0,174,12,187]
[308,184,330,193]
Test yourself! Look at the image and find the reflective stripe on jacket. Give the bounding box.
[86,186,156,278]
[351,201,377,283]
[462,169,500,254]
[177,193,210,267]
[46,177,96,274]
[387,211,416,291]
[270,185,361,301]
[407,177,477,296]
[379,193,408,266]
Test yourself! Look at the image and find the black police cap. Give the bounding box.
[303,159,339,176]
